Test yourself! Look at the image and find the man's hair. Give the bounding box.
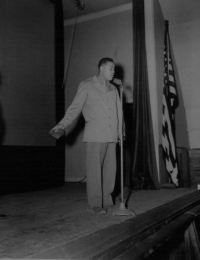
[98,57,114,69]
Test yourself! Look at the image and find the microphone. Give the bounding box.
[113,78,122,86]
[76,0,85,10]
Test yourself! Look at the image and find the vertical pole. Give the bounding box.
[113,84,135,215]
[120,86,124,203]
[54,0,65,183]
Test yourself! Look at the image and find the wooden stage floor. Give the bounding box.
[0,182,198,259]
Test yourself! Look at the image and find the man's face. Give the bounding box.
[100,62,115,81]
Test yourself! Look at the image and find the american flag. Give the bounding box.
[162,21,179,186]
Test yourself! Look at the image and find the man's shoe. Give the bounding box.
[104,205,118,212]
[87,207,107,214]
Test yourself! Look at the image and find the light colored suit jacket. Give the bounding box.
[59,76,122,143]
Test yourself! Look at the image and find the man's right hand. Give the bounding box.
[49,123,65,139]
[52,123,65,132]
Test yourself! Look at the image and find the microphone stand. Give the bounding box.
[113,83,135,216]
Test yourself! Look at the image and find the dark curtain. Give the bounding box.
[132,0,160,189]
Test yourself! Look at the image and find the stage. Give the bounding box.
[0,183,200,259]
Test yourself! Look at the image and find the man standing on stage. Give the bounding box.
[52,57,122,214]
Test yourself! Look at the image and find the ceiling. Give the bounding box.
[62,0,131,20]
[62,0,200,25]
[159,0,200,25]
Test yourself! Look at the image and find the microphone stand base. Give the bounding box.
[113,202,135,216]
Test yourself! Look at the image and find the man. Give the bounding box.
[52,57,122,214]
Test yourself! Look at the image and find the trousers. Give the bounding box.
[86,142,117,208]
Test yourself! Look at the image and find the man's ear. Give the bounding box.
[99,65,104,72]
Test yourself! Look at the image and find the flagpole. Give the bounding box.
[162,20,179,187]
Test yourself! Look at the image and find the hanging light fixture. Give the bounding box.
[75,0,85,10]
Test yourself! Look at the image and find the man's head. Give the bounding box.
[98,57,115,82]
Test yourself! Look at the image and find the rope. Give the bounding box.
[62,1,85,88]
[62,7,78,88]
